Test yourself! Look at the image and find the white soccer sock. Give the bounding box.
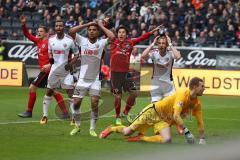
[90,110,98,130]
[69,98,75,114]
[43,95,52,117]
[74,109,81,127]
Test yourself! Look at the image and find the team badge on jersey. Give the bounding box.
[63,43,67,48]
[42,44,46,48]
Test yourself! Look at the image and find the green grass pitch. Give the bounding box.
[0,86,240,160]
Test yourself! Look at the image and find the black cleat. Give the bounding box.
[18,111,32,118]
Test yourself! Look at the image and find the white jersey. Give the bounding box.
[75,33,108,80]
[149,48,174,81]
[48,34,79,75]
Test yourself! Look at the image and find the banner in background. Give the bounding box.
[3,41,240,69]
[0,61,23,86]
[136,46,240,69]
[141,67,240,96]
[3,41,38,65]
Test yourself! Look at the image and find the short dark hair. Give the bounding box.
[116,25,129,35]
[55,20,64,25]
[38,25,48,32]
[87,23,99,30]
[189,77,204,90]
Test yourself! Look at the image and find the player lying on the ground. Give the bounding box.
[100,77,206,144]
[18,16,68,118]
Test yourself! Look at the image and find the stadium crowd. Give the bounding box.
[0,0,240,47]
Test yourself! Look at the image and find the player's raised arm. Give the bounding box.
[166,35,181,60]
[69,21,96,37]
[20,15,39,43]
[141,36,159,60]
[96,19,115,41]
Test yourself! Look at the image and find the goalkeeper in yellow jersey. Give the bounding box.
[99,77,206,144]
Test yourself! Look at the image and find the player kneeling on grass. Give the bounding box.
[100,77,206,144]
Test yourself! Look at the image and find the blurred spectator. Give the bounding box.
[224,24,235,47]
[235,25,240,47]
[207,30,217,47]
[195,31,206,47]
[9,31,19,40]
[0,39,5,60]
[0,0,238,48]
[65,15,77,28]
[0,28,8,40]
[22,0,36,12]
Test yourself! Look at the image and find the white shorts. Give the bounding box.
[150,79,175,102]
[73,79,101,98]
[47,73,74,90]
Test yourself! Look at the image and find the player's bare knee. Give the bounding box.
[29,85,37,92]
[162,136,172,144]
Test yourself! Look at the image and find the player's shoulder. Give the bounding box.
[65,34,74,41]
[49,34,57,40]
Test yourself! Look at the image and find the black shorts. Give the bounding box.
[31,71,49,88]
[111,71,136,94]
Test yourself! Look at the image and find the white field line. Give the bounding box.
[0,115,240,125]
[0,115,115,125]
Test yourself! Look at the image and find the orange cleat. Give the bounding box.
[99,127,112,139]
[127,135,143,142]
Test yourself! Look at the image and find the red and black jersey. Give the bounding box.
[109,32,151,72]
[22,24,49,69]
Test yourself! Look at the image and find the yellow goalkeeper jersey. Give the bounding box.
[154,89,204,131]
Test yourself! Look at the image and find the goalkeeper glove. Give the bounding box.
[64,64,74,74]
[183,127,195,144]
[199,138,206,145]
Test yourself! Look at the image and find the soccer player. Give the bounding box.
[18,16,68,118]
[68,21,108,137]
[100,77,206,144]
[40,20,79,124]
[97,21,161,125]
[141,35,181,103]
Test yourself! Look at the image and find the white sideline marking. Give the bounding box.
[0,115,240,125]
[0,115,115,125]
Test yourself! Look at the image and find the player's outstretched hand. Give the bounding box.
[199,138,206,145]
[150,24,164,34]
[20,15,26,24]
[64,64,72,71]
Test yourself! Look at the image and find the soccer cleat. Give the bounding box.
[99,127,112,139]
[89,129,98,137]
[127,135,142,142]
[40,116,48,124]
[115,118,122,125]
[70,126,80,135]
[70,118,75,126]
[18,111,32,118]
